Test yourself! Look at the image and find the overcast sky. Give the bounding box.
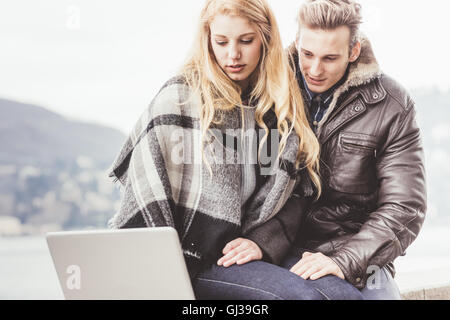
[1,0,449,134]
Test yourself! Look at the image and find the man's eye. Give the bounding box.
[325,57,336,61]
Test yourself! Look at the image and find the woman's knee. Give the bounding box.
[193,261,326,300]
[360,267,401,300]
[193,277,285,300]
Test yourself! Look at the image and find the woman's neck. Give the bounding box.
[240,86,252,106]
[237,78,250,94]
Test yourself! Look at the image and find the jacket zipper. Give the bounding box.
[342,141,377,157]
[317,92,360,137]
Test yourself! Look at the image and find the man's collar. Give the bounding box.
[301,67,350,104]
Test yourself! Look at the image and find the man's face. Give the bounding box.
[297,25,360,93]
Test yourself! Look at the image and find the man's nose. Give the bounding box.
[309,58,323,76]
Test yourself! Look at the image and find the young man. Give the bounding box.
[247,0,427,299]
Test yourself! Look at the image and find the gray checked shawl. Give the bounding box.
[108,76,310,278]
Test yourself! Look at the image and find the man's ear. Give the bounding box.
[349,41,361,62]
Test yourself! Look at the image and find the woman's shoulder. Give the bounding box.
[156,75,190,96]
[160,75,189,90]
[149,75,199,119]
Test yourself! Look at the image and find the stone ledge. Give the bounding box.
[401,285,450,300]
[396,267,450,300]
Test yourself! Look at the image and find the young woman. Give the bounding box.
[108,0,362,300]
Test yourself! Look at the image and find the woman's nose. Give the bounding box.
[228,44,241,60]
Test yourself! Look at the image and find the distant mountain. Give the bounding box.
[0,98,126,168]
[0,98,127,234]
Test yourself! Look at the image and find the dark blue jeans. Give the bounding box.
[281,255,402,300]
[193,255,364,300]
[359,266,402,300]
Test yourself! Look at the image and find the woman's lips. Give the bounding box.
[226,64,245,73]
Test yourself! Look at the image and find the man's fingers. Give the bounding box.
[298,253,317,265]
[310,267,332,280]
[289,260,303,273]
[290,260,312,276]
[299,265,321,280]
[290,254,324,278]
[290,252,344,281]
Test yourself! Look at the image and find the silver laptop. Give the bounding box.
[46,227,195,300]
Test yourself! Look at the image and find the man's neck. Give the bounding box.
[302,67,350,102]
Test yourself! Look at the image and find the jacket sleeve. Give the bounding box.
[328,103,427,289]
[245,176,313,265]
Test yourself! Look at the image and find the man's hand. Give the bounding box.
[217,238,263,267]
[290,252,345,280]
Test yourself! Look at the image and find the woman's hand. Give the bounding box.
[290,252,345,280]
[217,238,263,267]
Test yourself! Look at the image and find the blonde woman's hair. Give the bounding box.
[297,0,363,50]
[181,0,321,196]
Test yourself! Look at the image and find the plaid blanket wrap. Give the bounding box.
[107,76,311,277]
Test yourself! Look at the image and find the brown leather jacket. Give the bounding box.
[247,37,427,289]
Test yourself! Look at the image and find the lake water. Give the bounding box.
[0,236,63,299]
[1,221,449,299]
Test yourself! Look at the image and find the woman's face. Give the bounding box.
[210,14,262,91]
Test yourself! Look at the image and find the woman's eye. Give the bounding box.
[240,39,253,44]
[215,41,227,46]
